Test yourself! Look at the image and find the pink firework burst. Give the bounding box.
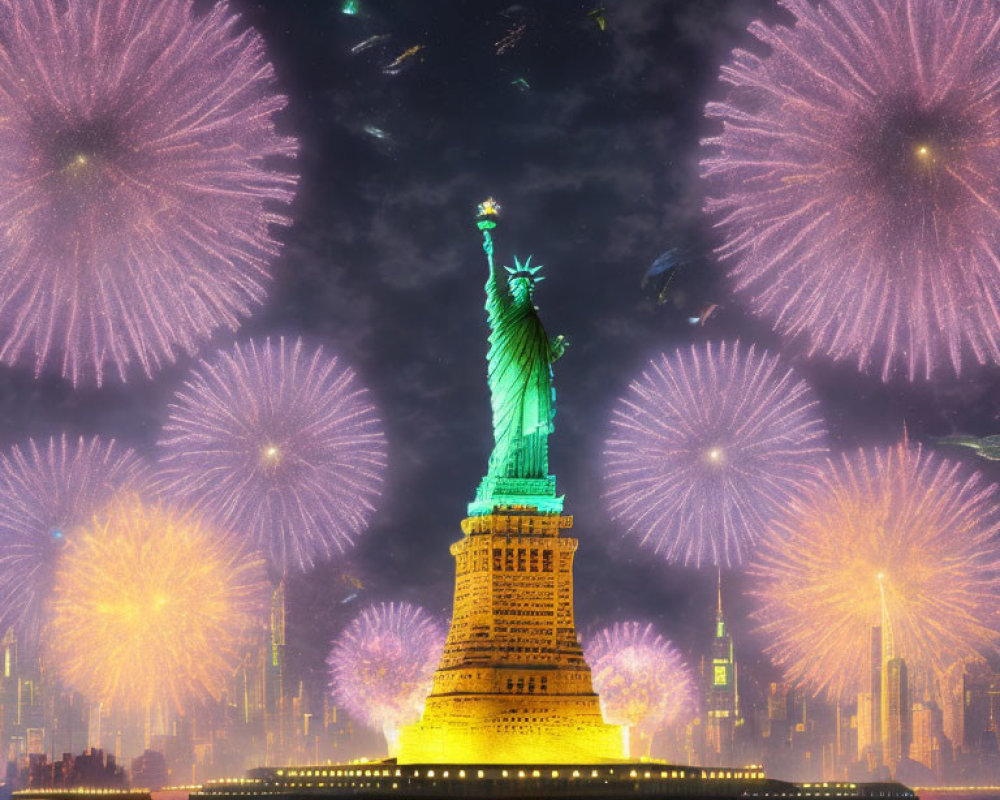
[156,337,387,574]
[327,602,445,753]
[702,0,1000,380]
[585,621,697,740]
[0,434,149,636]
[603,340,827,568]
[0,0,297,385]
[751,442,1000,699]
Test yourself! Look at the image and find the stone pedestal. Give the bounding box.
[398,507,623,764]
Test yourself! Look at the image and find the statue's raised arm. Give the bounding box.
[478,197,511,310]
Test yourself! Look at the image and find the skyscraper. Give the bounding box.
[877,574,909,776]
[705,573,739,764]
[0,627,44,767]
[882,658,909,773]
[857,625,881,769]
[265,583,286,764]
[909,701,942,776]
[962,666,996,755]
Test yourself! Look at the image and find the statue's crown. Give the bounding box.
[506,255,545,282]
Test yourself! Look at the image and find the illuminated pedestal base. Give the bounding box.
[397,507,623,764]
[398,695,623,763]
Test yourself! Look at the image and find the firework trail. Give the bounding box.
[702,0,1000,381]
[156,337,387,575]
[0,435,148,637]
[45,496,268,712]
[327,602,445,754]
[752,442,1000,699]
[603,341,827,568]
[0,0,298,385]
[585,621,696,756]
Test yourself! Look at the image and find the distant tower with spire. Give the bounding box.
[705,570,740,764]
[879,573,910,775]
[262,582,287,764]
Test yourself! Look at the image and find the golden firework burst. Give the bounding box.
[45,496,268,712]
[751,442,1000,699]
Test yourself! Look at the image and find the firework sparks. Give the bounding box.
[45,496,268,712]
[327,602,445,754]
[603,340,827,568]
[0,435,148,637]
[752,442,1000,699]
[702,0,1000,380]
[156,337,387,574]
[585,621,696,755]
[0,0,298,385]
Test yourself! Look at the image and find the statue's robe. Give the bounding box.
[484,267,555,479]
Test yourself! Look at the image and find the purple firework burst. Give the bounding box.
[156,337,387,574]
[603,341,828,568]
[0,0,297,385]
[585,621,697,740]
[702,0,1000,380]
[327,602,445,753]
[0,434,149,636]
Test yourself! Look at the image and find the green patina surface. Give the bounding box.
[469,201,566,516]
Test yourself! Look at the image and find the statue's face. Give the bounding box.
[511,275,534,302]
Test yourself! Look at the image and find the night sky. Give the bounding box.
[10,0,1000,721]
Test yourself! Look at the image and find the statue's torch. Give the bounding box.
[476,197,501,260]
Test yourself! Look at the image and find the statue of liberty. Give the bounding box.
[470,198,566,514]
